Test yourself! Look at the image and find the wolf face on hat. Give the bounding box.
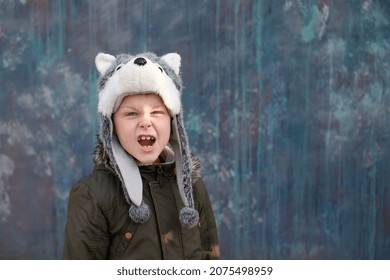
[94,52,199,228]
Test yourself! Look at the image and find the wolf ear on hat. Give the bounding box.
[161,53,181,75]
[95,53,116,75]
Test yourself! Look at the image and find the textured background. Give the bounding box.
[1,0,389,259]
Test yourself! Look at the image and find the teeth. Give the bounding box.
[138,136,155,141]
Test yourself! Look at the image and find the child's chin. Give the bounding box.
[136,154,160,164]
[133,144,166,164]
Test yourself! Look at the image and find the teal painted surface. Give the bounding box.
[0,0,389,259]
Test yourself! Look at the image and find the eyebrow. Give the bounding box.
[119,104,166,110]
[151,105,167,110]
[118,105,137,110]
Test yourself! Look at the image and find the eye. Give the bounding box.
[125,112,137,117]
[158,66,163,73]
[116,64,123,71]
[152,109,167,116]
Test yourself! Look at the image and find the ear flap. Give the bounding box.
[100,115,150,224]
[95,53,116,75]
[161,53,181,75]
[111,135,143,207]
[170,114,199,228]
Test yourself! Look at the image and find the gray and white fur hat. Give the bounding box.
[95,51,199,228]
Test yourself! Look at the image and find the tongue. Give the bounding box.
[139,139,154,146]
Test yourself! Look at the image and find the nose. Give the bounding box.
[134,57,147,66]
[139,115,152,129]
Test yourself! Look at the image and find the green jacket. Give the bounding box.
[62,162,220,259]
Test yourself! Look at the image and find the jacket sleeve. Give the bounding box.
[195,178,220,259]
[62,182,110,259]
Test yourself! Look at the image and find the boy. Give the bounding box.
[62,52,220,259]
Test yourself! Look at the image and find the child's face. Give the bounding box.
[113,93,171,164]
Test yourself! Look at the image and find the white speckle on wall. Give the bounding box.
[0,154,15,222]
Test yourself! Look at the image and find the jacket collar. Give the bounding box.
[93,139,202,183]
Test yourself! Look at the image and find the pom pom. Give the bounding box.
[179,207,199,228]
[129,202,150,224]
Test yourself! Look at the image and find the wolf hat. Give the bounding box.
[95,52,199,228]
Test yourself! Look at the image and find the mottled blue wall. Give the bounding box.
[0,0,389,259]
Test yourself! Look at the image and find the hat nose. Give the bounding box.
[134,57,147,66]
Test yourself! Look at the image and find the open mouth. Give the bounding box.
[138,136,156,148]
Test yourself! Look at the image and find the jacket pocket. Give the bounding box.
[109,222,139,259]
[180,223,203,259]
